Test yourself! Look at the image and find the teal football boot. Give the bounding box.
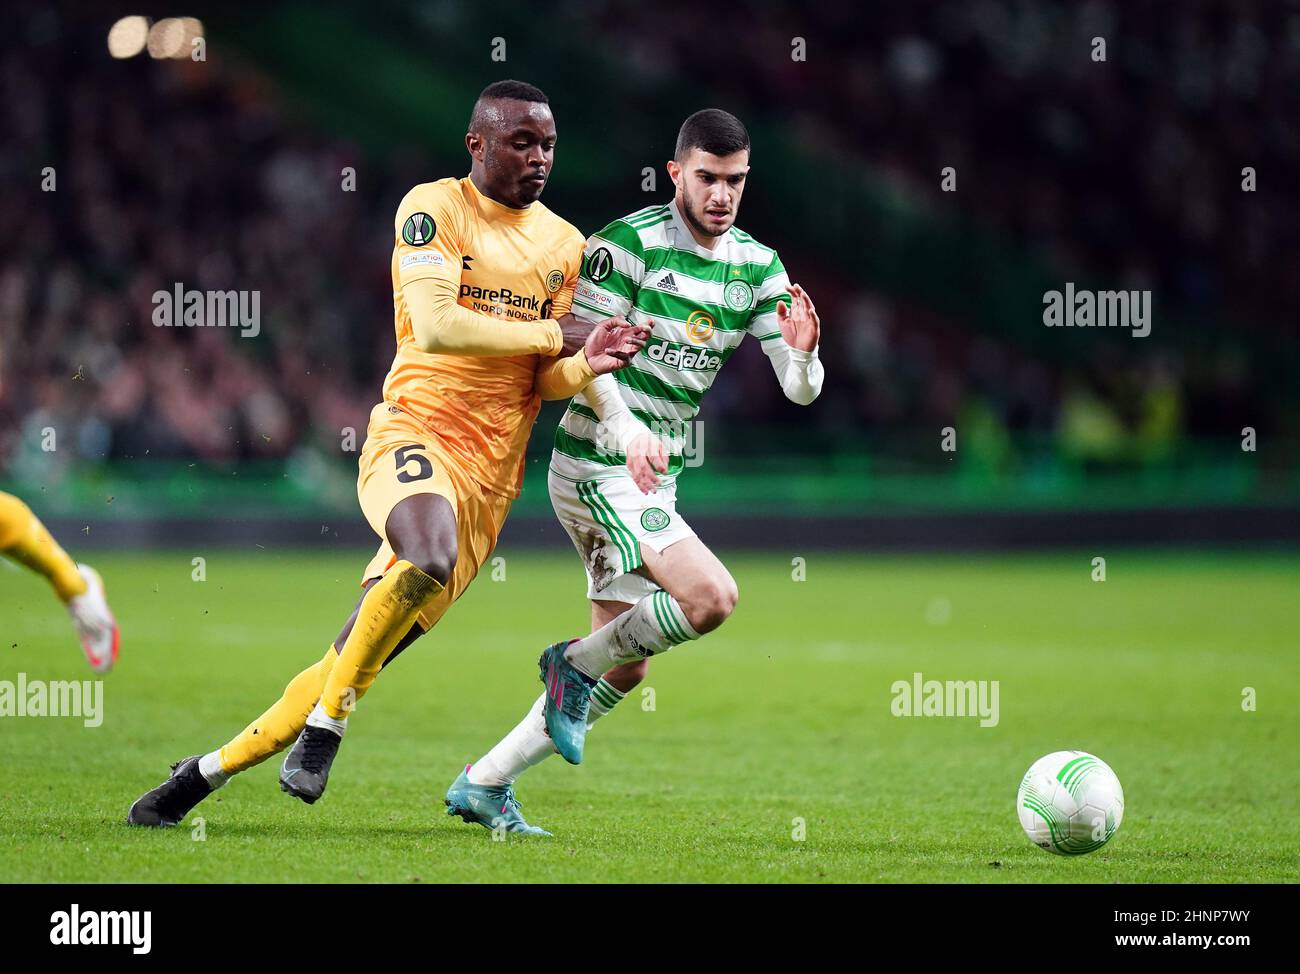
[538,641,595,764]
[444,766,551,836]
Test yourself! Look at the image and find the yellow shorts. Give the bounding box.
[356,402,512,631]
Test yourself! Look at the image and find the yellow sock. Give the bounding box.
[219,645,338,774]
[319,560,441,719]
[0,492,87,603]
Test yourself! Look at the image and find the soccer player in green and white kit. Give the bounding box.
[445,109,823,835]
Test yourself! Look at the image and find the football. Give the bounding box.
[1017,750,1125,855]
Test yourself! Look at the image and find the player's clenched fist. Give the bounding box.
[583,316,654,375]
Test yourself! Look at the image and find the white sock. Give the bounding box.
[468,693,554,787]
[197,750,230,790]
[468,675,633,787]
[305,701,347,737]
[563,590,698,679]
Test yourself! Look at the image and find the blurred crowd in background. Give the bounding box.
[596,0,1295,463]
[1,2,1295,483]
[0,18,396,472]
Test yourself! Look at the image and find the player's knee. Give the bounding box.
[398,539,457,587]
[387,494,458,586]
[686,575,738,635]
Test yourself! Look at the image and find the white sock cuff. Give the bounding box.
[651,590,699,644]
[198,750,230,789]
[588,676,628,723]
[589,677,626,709]
[306,701,347,737]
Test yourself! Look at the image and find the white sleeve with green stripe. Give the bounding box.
[583,373,652,454]
[571,220,654,451]
[747,254,824,406]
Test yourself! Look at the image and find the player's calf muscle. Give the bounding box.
[332,582,426,667]
[603,658,648,692]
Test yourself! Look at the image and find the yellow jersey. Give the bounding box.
[383,176,585,497]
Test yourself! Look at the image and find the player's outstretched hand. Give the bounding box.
[776,283,820,352]
[585,316,653,375]
[626,430,668,494]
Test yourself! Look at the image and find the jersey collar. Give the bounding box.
[668,199,730,258]
[464,174,536,223]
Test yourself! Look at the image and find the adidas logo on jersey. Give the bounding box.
[654,272,680,294]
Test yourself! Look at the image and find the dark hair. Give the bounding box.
[675,109,750,160]
[477,79,549,105]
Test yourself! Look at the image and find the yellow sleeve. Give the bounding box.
[404,279,562,356]
[534,230,595,398]
[547,230,584,319]
[396,184,563,357]
[535,349,597,400]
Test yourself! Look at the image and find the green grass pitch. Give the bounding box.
[2,547,1297,883]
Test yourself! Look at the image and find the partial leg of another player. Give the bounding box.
[446,597,632,836]
[540,535,736,762]
[0,491,119,672]
[126,574,428,827]
[276,491,453,803]
[452,537,736,832]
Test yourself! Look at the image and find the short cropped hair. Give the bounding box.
[470,80,549,128]
[675,109,750,160]
[478,79,549,105]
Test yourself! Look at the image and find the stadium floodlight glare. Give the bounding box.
[146,18,184,58]
[146,17,204,59]
[106,16,149,59]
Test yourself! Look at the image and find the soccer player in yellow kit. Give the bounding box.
[127,80,650,827]
[0,492,119,671]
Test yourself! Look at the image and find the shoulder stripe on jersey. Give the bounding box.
[588,236,644,274]
[728,227,775,252]
[591,224,645,263]
[625,205,672,228]
[622,204,667,223]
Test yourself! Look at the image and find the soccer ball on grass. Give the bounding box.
[1017,750,1123,855]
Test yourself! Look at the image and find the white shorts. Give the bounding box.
[548,466,697,603]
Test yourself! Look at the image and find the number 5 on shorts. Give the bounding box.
[395,444,434,483]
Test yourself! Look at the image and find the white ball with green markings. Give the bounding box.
[1017,750,1124,855]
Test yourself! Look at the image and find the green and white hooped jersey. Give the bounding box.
[552,200,791,482]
